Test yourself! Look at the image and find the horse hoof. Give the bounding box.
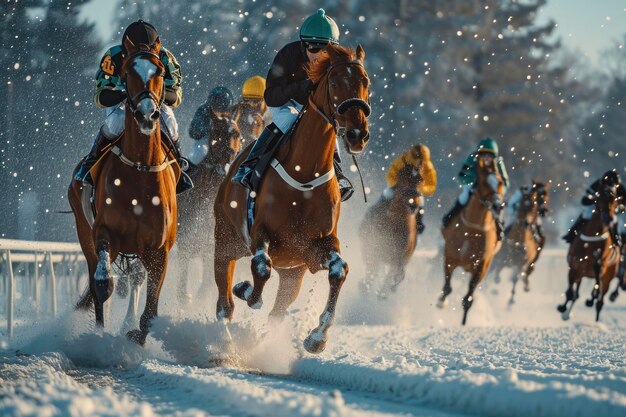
[561,312,570,321]
[233,281,253,301]
[508,298,515,306]
[609,292,618,303]
[126,329,146,346]
[585,299,594,307]
[95,279,114,304]
[436,298,448,309]
[303,334,327,354]
[524,285,530,292]
[556,304,567,313]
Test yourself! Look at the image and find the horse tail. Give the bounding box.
[75,284,93,311]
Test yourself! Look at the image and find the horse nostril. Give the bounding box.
[151,110,160,121]
[346,129,359,142]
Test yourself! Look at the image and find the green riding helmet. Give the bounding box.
[476,137,499,156]
[299,8,340,45]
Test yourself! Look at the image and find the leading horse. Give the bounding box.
[557,185,621,321]
[360,163,424,297]
[69,37,178,345]
[490,181,549,304]
[438,155,504,325]
[176,113,242,303]
[213,44,370,354]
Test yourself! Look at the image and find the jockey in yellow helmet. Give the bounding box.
[384,144,437,234]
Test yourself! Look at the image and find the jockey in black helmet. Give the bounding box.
[74,20,192,193]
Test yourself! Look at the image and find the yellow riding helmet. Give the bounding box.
[242,75,266,99]
[411,144,431,161]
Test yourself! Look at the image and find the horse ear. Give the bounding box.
[153,36,161,51]
[356,44,365,61]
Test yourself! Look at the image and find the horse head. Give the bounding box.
[394,163,423,214]
[308,44,370,154]
[208,110,242,169]
[121,36,165,136]
[233,102,265,142]
[475,153,503,207]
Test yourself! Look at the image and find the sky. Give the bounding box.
[80,0,626,65]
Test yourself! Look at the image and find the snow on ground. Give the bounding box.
[2,216,626,416]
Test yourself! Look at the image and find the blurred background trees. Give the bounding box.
[0,0,622,241]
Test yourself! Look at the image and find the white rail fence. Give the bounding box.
[0,239,86,337]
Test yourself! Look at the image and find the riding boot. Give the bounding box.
[232,123,282,189]
[74,128,111,186]
[562,215,586,243]
[162,136,193,194]
[334,149,354,202]
[442,200,464,228]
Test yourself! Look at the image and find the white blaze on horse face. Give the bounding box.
[133,57,158,85]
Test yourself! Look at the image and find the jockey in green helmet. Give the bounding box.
[442,137,510,240]
[231,9,354,201]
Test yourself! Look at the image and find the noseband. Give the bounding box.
[124,50,165,124]
[308,59,371,134]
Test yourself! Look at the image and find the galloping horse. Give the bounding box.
[232,101,265,143]
[213,44,370,353]
[176,113,241,303]
[490,181,549,304]
[438,155,504,325]
[557,185,621,321]
[69,37,178,345]
[360,164,423,297]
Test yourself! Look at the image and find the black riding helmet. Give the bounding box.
[208,86,234,112]
[601,170,620,187]
[122,20,159,52]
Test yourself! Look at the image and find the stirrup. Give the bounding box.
[338,177,354,202]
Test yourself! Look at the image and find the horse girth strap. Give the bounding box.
[111,145,176,172]
[270,158,335,191]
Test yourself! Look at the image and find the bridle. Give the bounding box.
[123,50,165,125]
[307,59,371,138]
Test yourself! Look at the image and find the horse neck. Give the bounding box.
[465,184,493,225]
[122,112,164,165]
[583,205,611,236]
[283,79,336,175]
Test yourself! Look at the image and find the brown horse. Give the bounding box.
[490,181,549,304]
[557,186,621,321]
[609,231,626,302]
[69,37,178,345]
[360,164,423,297]
[232,101,265,143]
[176,113,242,303]
[438,155,504,325]
[213,44,370,354]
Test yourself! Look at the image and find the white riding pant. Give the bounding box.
[457,183,473,205]
[269,100,303,133]
[101,103,179,142]
[581,204,594,220]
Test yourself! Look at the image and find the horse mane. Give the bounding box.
[307,44,357,84]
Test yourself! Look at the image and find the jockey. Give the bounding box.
[231,8,354,201]
[562,170,626,247]
[74,20,193,193]
[384,144,437,234]
[504,185,546,244]
[239,75,270,122]
[187,86,234,165]
[441,137,510,240]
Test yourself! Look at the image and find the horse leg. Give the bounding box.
[380,263,405,298]
[176,249,192,306]
[461,272,482,326]
[121,262,145,334]
[509,266,521,306]
[596,272,611,322]
[585,259,602,307]
[127,248,168,346]
[233,242,271,309]
[359,257,377,294]
[268,265,307,323]
[437,261,453,308]
[303,249,348,354]
[558,269,580,320]
[93,236,115,307]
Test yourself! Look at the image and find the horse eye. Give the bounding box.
[330,81,337,88]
